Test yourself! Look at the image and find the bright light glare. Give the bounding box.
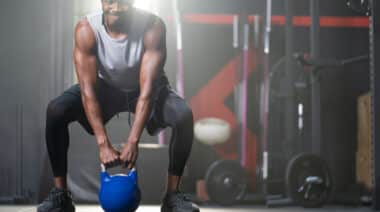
[86,0,157,13]
[134,0,157,13]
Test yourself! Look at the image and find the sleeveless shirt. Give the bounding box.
[86,9,168,93]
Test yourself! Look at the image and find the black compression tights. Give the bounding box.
[45,83,193,177]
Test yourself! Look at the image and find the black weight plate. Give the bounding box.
[205,160,248,206]
[285,153,333,208]
[346,0,370,15]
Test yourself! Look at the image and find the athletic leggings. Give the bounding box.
[45,78,193,177]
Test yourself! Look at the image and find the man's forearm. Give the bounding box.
[127,97,150,144]
[81,88,109,146]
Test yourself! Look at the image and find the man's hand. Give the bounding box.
[99,143,120,168]
[120,141,139,169]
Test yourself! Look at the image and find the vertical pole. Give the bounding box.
[16,105,20,197]
[285,0,296,157]
[310,0,321,154]
[253,15,260,48]
[370,0,380,209]
[158,131,166,145]
[241,24,250,167]
[233,15,242,162]
[261,0,272,196]
[172,0,184,98]
[19,104,24,197]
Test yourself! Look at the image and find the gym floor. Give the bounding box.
[0,205,373,212]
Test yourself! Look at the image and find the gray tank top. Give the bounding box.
[86,9,167,93]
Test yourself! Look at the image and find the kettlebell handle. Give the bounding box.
[100,164,136,173]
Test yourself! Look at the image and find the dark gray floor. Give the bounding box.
[0,205,375,212]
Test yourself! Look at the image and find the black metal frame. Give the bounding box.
[309,0,322,155]
[284,0,297,159]
[370,0,380,209]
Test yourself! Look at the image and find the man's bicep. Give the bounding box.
[142,19,167,76]
[74,48,96,77]
[139,19,167,97]
[139,50,163,96]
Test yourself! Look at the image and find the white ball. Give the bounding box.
[194,118,231,145]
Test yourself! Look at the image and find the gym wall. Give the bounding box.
[0,0,75,203]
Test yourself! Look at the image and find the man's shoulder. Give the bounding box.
[75,11,101,39]
[132,8,164,26]
[75,18,93,33]
[74,19,97,51]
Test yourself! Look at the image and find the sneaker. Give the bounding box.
[161,191,200,212]
[37,187,75,212]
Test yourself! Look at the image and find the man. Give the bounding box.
[37,0,199,211]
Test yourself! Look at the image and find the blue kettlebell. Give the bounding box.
[99,164,141,212]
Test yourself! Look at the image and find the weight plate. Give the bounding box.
[285,153,333,208]
[205,160,248,206]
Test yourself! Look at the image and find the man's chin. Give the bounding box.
[105,11,132,28]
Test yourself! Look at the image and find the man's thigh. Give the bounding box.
[56,82,131,134]
[153,88,192,129]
